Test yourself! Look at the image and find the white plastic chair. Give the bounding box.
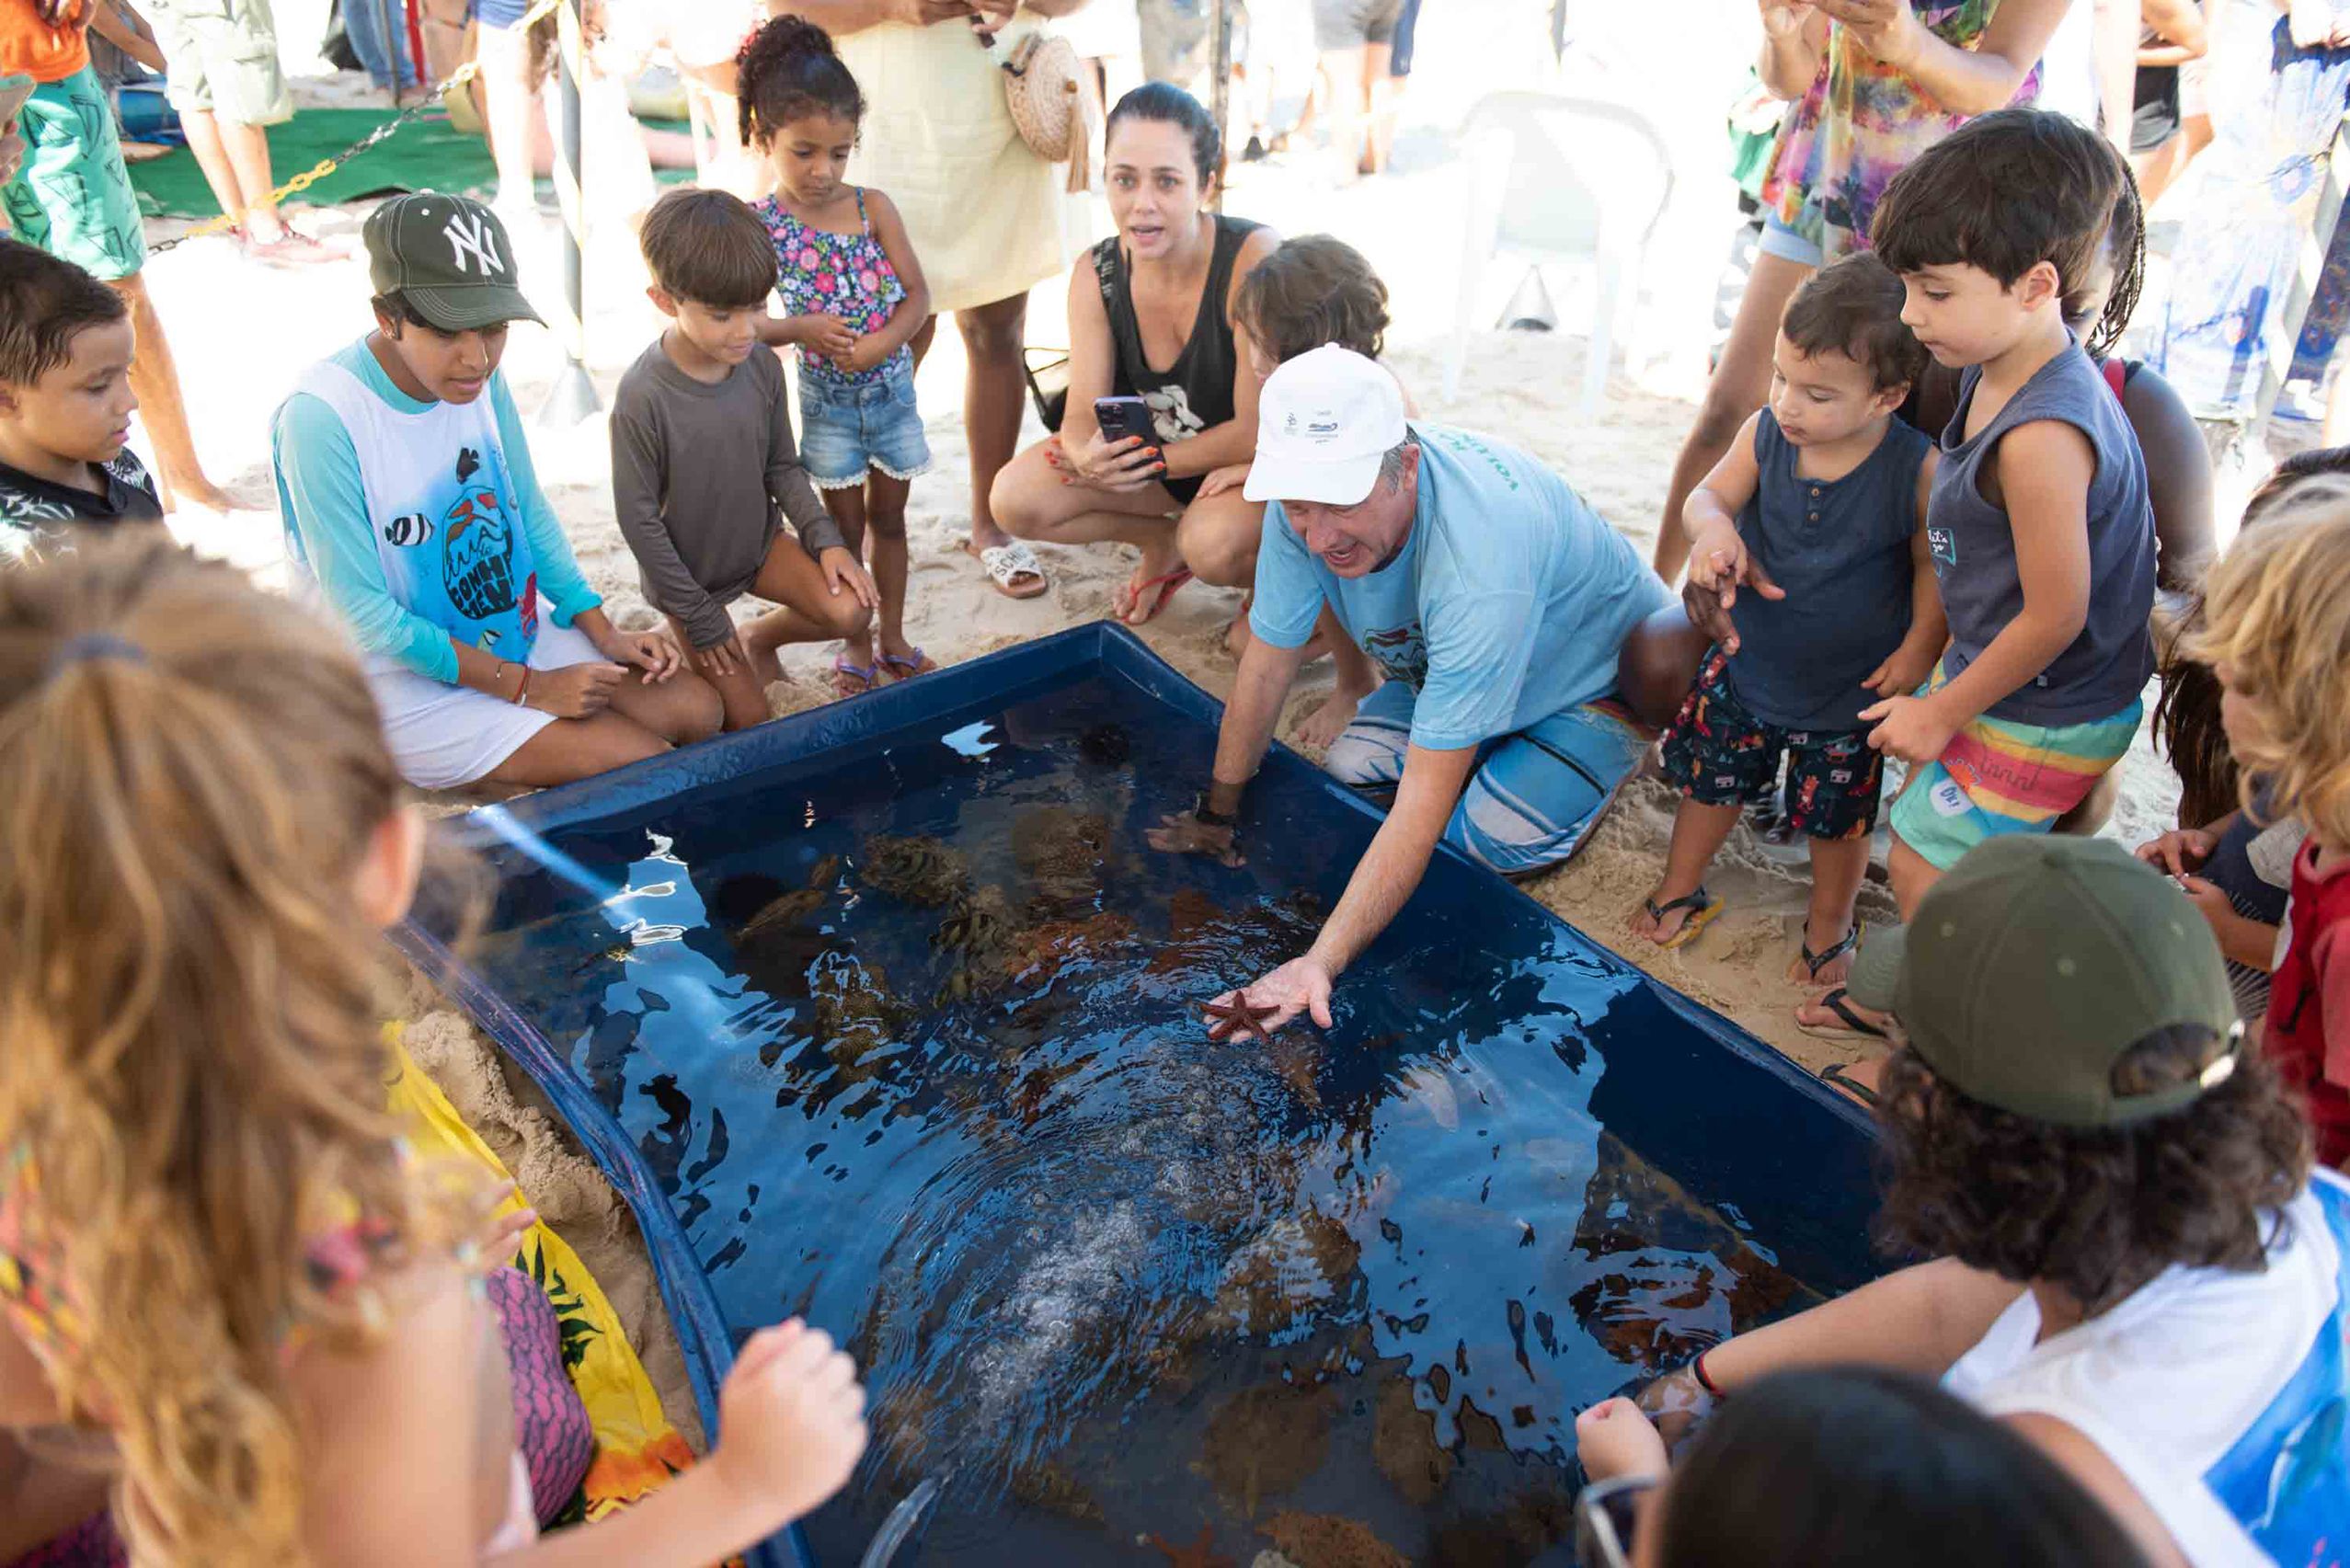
[1446,93,1676,418]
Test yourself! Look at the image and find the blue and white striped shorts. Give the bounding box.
[1323,681,1648,876]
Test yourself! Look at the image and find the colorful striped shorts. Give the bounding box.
[1887,671,2141,872]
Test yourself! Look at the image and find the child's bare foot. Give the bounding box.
[1786,920,1862,989]
[1629,887,1722,949]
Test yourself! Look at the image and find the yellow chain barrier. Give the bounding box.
[149,0,566,252]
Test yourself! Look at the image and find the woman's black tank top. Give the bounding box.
[1091,213,1263,505]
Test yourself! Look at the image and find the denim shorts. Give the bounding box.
[797,359,933,489]
[1758,212,1824,269]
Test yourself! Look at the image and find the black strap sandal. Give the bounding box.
[1797,924,1862,984]
[1820,1062,1880,1107]
[1796,986,1889,1043]
[1641,887,1724,951]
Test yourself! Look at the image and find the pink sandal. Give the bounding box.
[1117,567,1193,626]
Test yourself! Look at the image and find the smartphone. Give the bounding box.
[0,74,34,131]
[1094,395,1155,448]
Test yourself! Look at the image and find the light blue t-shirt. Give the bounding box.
[271,339,601,684]
[1249,423,1670,751]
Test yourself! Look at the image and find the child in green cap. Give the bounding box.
[272,192,721,792]
[1587,836,2345,1568]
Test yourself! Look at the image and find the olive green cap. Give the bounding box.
[1844,836,2241,1127]
[363,192,544,331]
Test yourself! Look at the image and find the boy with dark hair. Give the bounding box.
[613,187,876,732]
[1635,254,1941,993]
[1791,109,2160,1039]
[0,236,164,560]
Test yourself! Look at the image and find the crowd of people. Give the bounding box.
[2,0,2349,1562]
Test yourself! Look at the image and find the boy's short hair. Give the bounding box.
[1781,254,1927,393]
[0,238,128,390]
[1232,235,1389,364]
[1870,109,2124,306]
[638,187,778,310]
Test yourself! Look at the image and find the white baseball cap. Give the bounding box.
[1244,345,1410,506]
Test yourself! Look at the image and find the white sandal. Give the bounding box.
[962,538,1049,601]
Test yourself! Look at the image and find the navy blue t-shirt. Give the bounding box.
[1724,409,1931,733]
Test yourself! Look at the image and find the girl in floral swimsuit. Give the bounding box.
[0,539,866,1567]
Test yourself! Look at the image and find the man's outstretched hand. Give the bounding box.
[1147,808,1243,867]
[1209,955,1337,1036]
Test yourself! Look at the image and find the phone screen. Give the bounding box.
[1095,396,1152,445]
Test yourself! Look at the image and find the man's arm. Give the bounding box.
[1204,633,1311,816]
[1304,741,1481,978]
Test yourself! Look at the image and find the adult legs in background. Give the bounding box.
[1653,247,1814,579]
[339,0,422,90]
[176,111,327,255]
[1368,0,1419,172]
[146,0,325,256]
[472,7,540,220]
[110,272,235,512]
[957,292,1040,567]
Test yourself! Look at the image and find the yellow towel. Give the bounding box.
[386,1034,698,1521]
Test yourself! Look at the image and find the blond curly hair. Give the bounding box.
[2191,475,2350,849]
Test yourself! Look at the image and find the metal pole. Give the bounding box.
[377,0,404,106]
[537,0,599,427]
[1209,0,1231,212]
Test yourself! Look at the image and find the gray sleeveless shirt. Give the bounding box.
[1927,338,2156,726]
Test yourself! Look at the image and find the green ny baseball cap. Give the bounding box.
[363,192,545,331]
[1843,836,2241,1128]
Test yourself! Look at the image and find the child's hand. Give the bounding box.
[525,662,628,718]
[819,546,879,610]
[1575,1397,1672,1484]
[1858,692,1956,765]
[1758,0,1815,39]
[455,1183,535,1276]
[1199,462,1252,498]
[1862,638,1937,700]
[709,1321,867,1532]
[1682,541,1783,657]
[2176,874,2236,933]
[790,315,858,361]
[597,626,684,682]
[2137,827,2218,876]
[692,635,751,681]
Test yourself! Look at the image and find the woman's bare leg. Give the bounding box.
[958,292,1031,557]
[1654,250,1813,579]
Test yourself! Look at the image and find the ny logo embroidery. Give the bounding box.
[444,213,505,277]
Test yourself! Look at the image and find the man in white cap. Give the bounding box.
[1151,345,1676,1029]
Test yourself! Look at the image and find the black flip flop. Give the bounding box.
[1796,924,1862,985]
[1820,1062,1880,1107]
[1795,986,1888,1043]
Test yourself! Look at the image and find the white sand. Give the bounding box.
[133,0,2199,1443]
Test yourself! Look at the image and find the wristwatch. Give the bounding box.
[1193,791,1238,828]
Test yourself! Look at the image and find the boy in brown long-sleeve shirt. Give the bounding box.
[613,188,876,731]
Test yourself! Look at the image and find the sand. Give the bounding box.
[127,0,2210,1452]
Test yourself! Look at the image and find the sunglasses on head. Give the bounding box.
[1573,1474,1656,1568]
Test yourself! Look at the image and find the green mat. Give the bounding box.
[128,108,702,220]
[128,107,497,219]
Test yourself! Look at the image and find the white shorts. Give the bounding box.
[371,612,606,791]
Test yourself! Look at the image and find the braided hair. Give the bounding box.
[736,15,865,147]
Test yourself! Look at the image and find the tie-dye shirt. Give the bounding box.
[1761,0,2041,263]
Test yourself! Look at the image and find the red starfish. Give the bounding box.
[1146,1526,1234,1568]
[1197,990,1280,1044]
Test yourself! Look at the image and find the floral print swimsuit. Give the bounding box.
[753,189,911,387]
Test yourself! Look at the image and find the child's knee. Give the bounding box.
[864,501,909,543]
[666,676,725,746]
